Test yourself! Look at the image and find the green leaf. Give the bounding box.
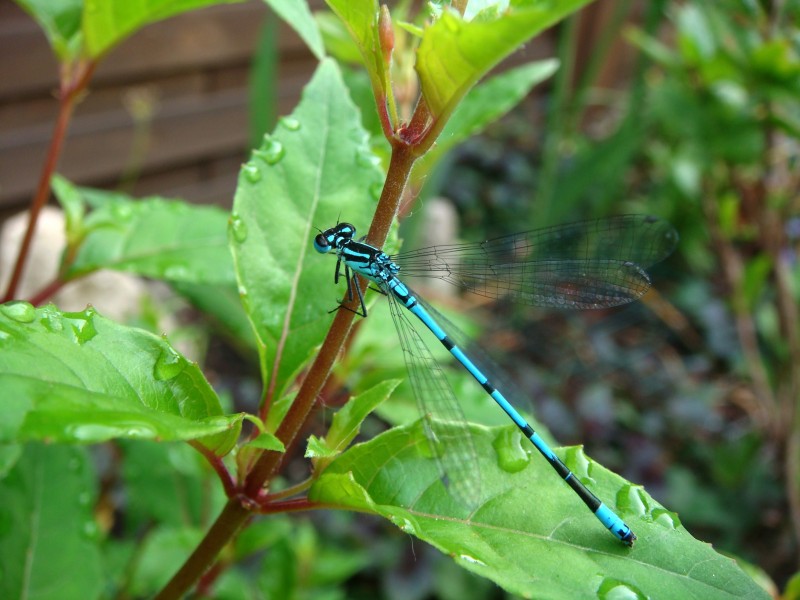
[306,379,399,462]
[0,444,103,600]
[51,178,234,285]
[416,0,593,120]
[264,0,325,60]
[14,0,83,60]
[84,0,245,58]
[52,174,86,246]
[315,11,363,65]
[0,302,242,452]
[247,431,286,451]
[120,440,227,531]
[325,0,384,94]
[311,422,768,599]
[230,58,383,408]
[128,526,205,596]
[415,58,559,175]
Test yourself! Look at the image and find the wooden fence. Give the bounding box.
[0,0,633,217]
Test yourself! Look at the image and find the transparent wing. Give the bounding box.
[394,215,679,309]
[385,287,481,509]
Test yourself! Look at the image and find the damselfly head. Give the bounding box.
[313,222,357,253]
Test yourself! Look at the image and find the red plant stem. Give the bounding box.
[257,497,321,514]
[2,60,97,303]
[28,278,67,307]
[156,145,419,599]
[154,498,250,600]
[377,95,395,141]
[189,441,237,498]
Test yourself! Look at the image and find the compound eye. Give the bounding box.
[313,233,331,253]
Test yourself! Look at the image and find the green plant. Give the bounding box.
[626,0,800,583]
[0,1,772,598]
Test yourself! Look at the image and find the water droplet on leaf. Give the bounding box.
[82,520,99,540]
[597,578,646,600]
[230,214,248,243]
[254,136,285,165]
[616,484,649,517]
[492,428,529,473]
[154,344,186,381]
[69,422,157,441]
[563,446,595,485]
[458,554,487,567]
[64,308,98,344]
[242,163,261,183]
[390,516,418,535]
[652,508,681,529]
[111,203,133,221]
[1,301,35,323]
[279,116,300,131]
[39,306,63,332]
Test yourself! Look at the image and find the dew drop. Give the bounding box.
[39,306,63,332]
[64,307,98,344]
[492,428,530,473]
[1,301,35,323]
[563,446,595,486]
[279,116,301,131]
[652,508,681,529]
[153,344,186,381]
[111,202,133,221]
[458,554,487,567]
[597,578,646,600]
[78,491,92,506]
[242,163,261,183]
[254,136,285,165]
[616,484,650,517]
[125,425,158,438]
[68,422,157,442]
[82,520,99,540]
[390,516,418,535]
[229,214,248,243]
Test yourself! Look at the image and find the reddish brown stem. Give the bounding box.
[257,497,321,514]
[189,441,237,499]
[28,278,67,307]
[153,498,250,600]
[2,59,97,303]
[377,95,395,141]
